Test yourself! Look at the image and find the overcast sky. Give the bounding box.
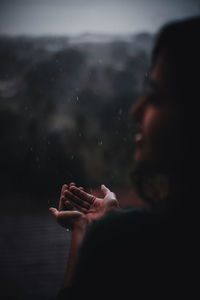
[0,0,199,36]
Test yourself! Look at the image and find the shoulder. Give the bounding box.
[82,206,167,249]
[88,206,165,234]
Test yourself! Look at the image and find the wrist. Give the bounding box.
[63,218,88,289]
[72,217,88,238]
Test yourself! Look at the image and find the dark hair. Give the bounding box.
[131,18,200,212]
[152,17,200,103]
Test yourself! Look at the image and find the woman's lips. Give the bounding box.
[135,132,143,143]
[134,123,143,144]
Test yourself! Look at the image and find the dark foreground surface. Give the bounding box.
[0,194,71,300]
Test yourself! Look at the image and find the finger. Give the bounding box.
[49,208,83,229]
[69,186,95,204]
[61,184,68,196]
[64,189,91,209]
[63,198,84,212]
[101,184,110,196]
[64,200,75,210]
[65,200,88,214]
[59,195,67,211]
[101,184,117,199]
[49,207,59,217]
[59,184,68,211]
[51,209,81,218]
[69,183,84,191]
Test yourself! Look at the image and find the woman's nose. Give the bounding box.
[130,95,147,121]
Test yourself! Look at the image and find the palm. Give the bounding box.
[50,184,120,230]
[85,195,119,223]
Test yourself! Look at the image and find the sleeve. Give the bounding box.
[56,217,114,299]
[57,208,159,299]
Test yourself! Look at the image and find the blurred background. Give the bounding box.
[0,0,199,299]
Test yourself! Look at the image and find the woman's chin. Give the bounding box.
[134,150,159,173]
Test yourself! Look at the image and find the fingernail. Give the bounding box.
[69,185,76,190]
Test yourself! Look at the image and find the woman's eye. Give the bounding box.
[147,92,161,105]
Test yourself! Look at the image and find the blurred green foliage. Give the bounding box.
[0,34,152,198]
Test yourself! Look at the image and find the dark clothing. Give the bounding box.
[58,207,196,299]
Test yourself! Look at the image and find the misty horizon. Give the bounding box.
[0,0,199,36]
[0,30,154,42]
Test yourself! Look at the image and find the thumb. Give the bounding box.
[101,184,110,196]
[49,207,58,217]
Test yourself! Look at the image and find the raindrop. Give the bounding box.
[66,228,70,232]
[118,108,123,115]
[145,71,149,79]
[76,96,79,101]
[98,140,103,146]
[71,155,74,160]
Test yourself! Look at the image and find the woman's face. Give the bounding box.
[131,54,182,173]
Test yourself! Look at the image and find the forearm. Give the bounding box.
[62,224,87,288]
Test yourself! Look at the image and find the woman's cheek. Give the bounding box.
[143,107,173,157]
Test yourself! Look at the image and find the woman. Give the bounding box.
[50,17,200,298]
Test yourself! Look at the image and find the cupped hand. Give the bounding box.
[49,183,120,231]
[68,184,120,223]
